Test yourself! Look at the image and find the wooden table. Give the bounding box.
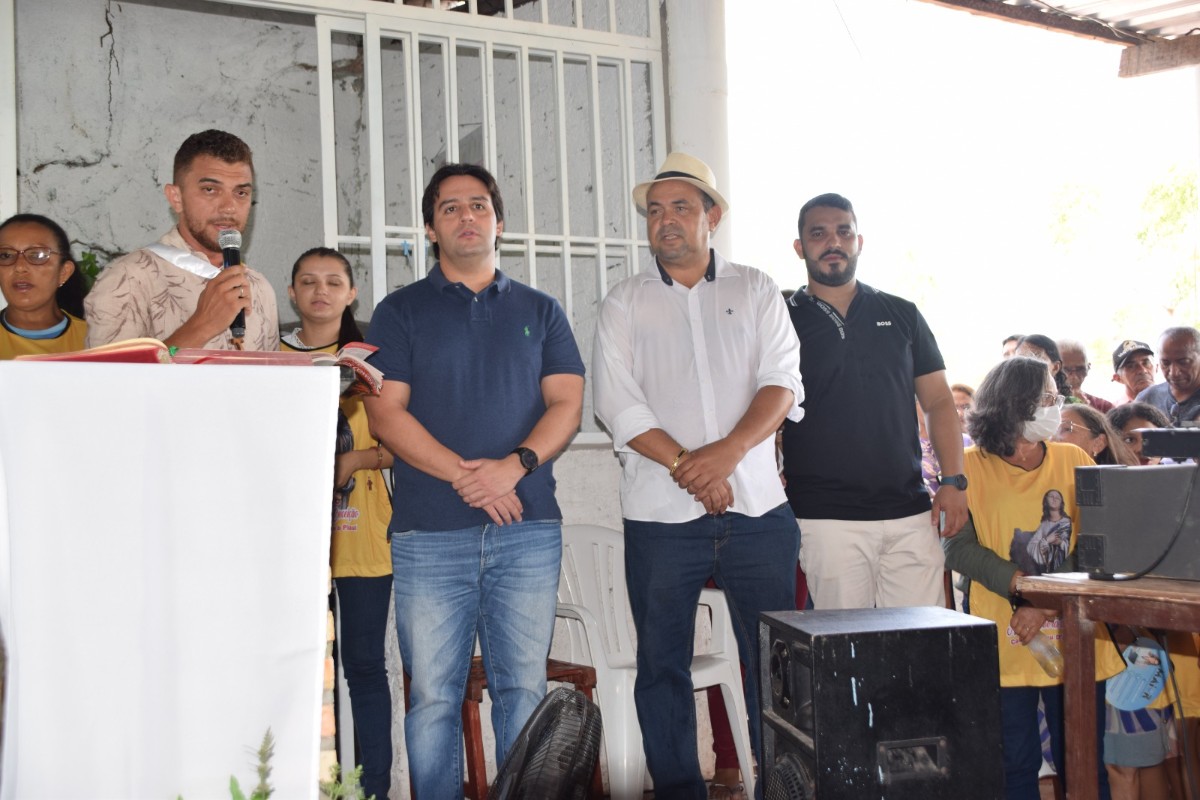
[1015,573,1200,800]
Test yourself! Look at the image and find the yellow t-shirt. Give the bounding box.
[0,312,87,360]
[964,442,1124,687]
[282,338,392,578]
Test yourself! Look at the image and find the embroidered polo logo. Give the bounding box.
[524,325,531,337]
[726,308,734,315]
[877,320,892,326]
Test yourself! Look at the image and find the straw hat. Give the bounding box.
[632,152,730,213]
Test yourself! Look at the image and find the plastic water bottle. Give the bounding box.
[1028,632,1064,678]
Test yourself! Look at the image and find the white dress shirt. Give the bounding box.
[593,251,804,523]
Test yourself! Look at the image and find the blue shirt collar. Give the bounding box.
[428,262,511,294]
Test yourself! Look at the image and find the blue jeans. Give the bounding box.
[333,575,393,800]
[625,504,799,800]
[1000,682,1110,800]
[392,520,561,800]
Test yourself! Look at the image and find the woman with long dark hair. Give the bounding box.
[1016,334,1073,400]
[282,247,394,799]
[1054,403,1137,466]
[944,356,1123,800]
[0,213,87,359]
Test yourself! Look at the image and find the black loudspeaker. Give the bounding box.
[1075,463,1200,580]
[759,607,1004,800]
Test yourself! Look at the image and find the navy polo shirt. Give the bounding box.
[366,265,585,532]
[781,282,945,521]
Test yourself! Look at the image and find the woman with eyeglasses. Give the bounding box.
[0,214,87,359]
[943,356,1122,800]
[1053,403,1138,466]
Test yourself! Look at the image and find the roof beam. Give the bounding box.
[917,0,1140,45]
[1119,34,1200,76]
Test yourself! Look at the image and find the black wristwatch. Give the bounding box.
[937,473,968,490]
[512,446,540,475]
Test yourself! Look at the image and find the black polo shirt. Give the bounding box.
[782,282,945,521]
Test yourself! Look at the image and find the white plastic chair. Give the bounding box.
[555,523,756,800]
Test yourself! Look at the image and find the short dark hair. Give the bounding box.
[0,213,86,318]
[797,193,856,238]
[290,247,363,350]
[173,130,254,183]
[1018,334,1071,397]
[1002,334,1022,346]
[421,163,505,260]
[1108,401,1171,432]
[968,356,1049,457]
[1160,326,1200,354]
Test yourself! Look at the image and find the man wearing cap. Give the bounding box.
[593,152,803,798]
[1136,326,1200,425]
[1058,339,1114,412]
[1112,339,1158,404]
[780,192,967,611]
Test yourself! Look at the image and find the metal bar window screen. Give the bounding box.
[317,3,664,438]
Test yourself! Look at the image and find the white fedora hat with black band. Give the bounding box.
[632,152,730,214]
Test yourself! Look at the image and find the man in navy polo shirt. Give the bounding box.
[781,192,967,610]
[364,163,585,800]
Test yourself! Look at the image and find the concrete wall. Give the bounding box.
[11,0,745,794]
[13,1,630,795]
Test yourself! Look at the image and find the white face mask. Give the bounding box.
[1023,405,1062,442]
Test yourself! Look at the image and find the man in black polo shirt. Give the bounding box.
[780,192,967,609]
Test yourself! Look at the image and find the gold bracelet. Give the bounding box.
[375,445,384,469]
[669,447,689,477]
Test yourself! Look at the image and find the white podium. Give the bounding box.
[0,361,338,799]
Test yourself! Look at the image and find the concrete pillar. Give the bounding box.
[662,0,732,255]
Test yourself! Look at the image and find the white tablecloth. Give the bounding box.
[0,361,338,799]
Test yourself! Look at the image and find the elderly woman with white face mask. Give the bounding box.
[943,356,1124,800]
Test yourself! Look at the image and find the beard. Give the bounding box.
[805,250,858,288]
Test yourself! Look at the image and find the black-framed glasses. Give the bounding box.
[0,247,61,267]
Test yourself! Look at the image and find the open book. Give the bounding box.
[15,339,384,396]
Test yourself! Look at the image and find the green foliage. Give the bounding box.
[229,729,274,800]
[1138,167,1198,248]
[77,251,102,292]
[320,762,374,800]
[176,728,372,800]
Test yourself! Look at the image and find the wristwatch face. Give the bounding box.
[515,447,539,472]
[940,474,968,490]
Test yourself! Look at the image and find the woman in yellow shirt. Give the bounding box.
[0,214,87,359]
[282,247,394,799]
[945,356,1123,800]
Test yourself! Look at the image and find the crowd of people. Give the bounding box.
[3,128,1200,800]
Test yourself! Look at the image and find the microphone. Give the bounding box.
[218,229,246,340]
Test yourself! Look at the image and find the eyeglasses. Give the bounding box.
[1040,392,1066,409]
[1058,420,1097,436]
[0,247,61,267]
[1062,364,1090,376]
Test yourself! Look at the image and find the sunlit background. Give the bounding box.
[726,0,1199,397]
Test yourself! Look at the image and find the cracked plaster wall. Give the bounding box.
[15,0,322,314]
[11,0,685,791]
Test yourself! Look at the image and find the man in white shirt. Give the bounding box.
[593,152,803,799]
